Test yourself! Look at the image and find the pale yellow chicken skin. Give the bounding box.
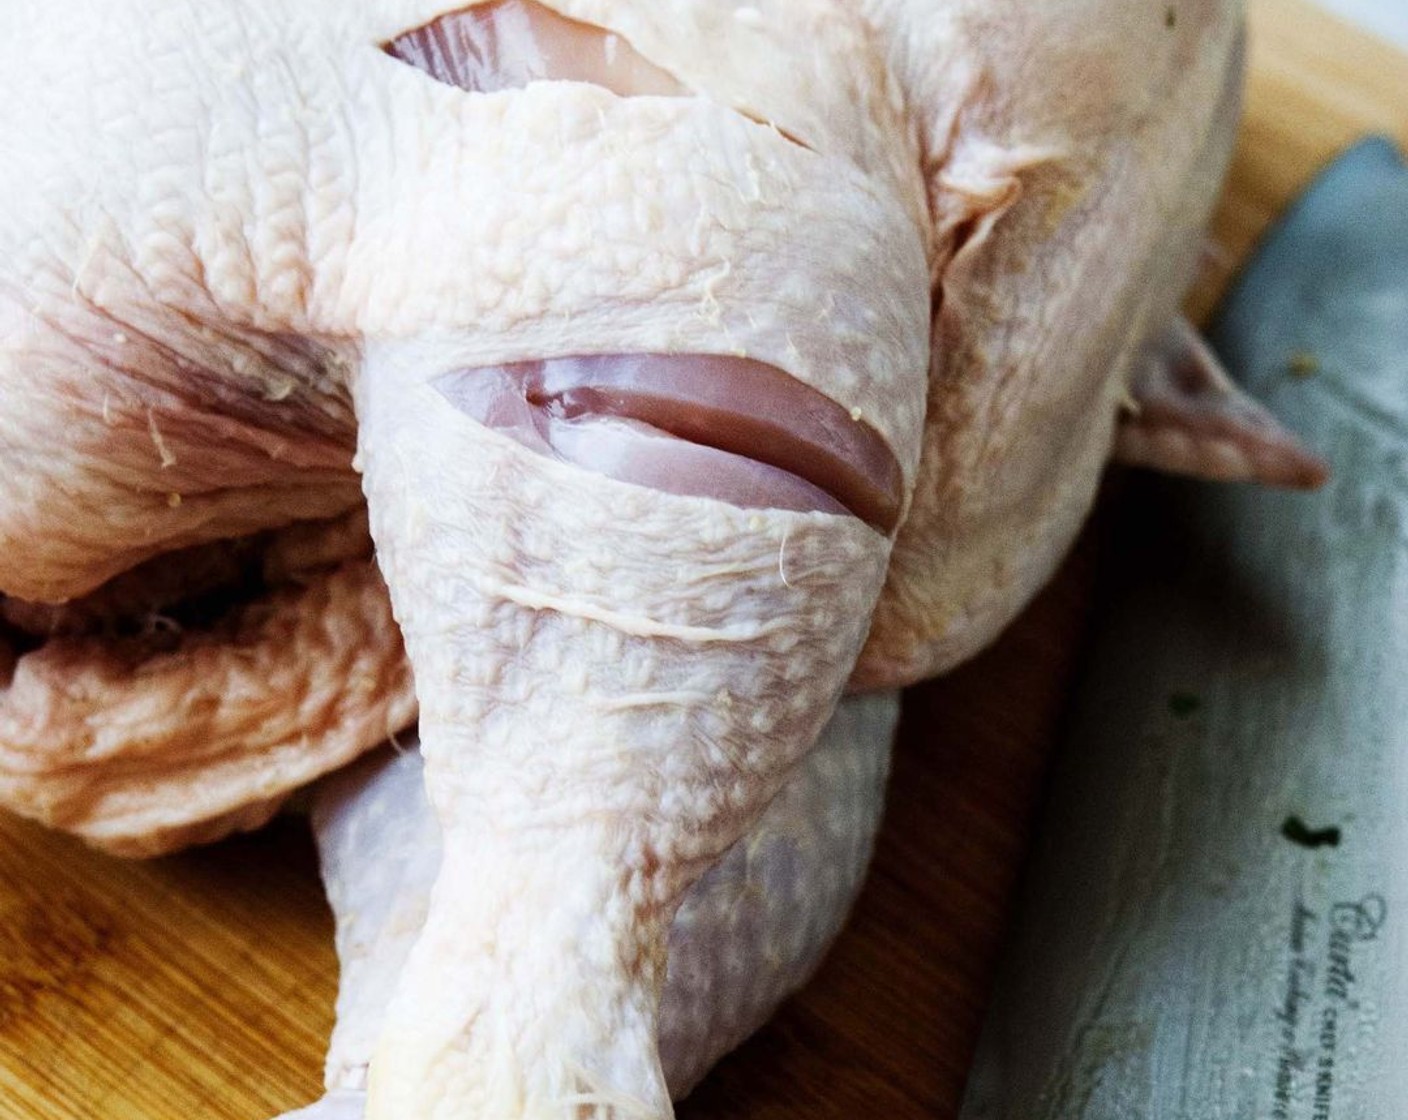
[0,0,1285,1116]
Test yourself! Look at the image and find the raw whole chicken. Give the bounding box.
[0,0,1321,1115]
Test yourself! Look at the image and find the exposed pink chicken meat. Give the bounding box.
[0,0,1319,1114]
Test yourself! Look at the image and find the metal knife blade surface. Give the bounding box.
[960,138,1408,1120]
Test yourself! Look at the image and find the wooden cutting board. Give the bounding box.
[2,2,1405,1117]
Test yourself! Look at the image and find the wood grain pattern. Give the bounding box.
[1,3,1403,1117]
[1186,0,1408,323]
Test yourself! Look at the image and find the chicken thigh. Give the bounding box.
[0,0,1309,1114]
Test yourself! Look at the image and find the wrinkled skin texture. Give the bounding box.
[289,694,895,1117]
[0,0,1253,847]
[0,0,1252,1115]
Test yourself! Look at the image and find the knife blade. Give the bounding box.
[959,137,1408,1119]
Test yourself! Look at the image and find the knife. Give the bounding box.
[959,137,1408,1119]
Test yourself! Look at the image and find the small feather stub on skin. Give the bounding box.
[1114,317,1329,489]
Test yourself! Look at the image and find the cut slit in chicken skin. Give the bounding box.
[437,353,905,531]
[386,0,688,99]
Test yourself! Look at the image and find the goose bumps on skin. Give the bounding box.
[288,696,897,1118]
[0,1,1321,1116]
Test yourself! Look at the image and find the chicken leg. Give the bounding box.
[284,692,896,1117]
